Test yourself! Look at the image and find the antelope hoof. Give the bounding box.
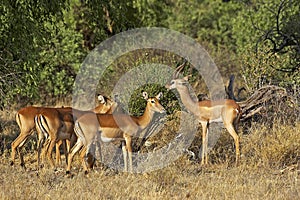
[20,163,26,168]
[39,163,45,169]
[65,171,74,179]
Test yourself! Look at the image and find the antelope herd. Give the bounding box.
[10,63,242,174]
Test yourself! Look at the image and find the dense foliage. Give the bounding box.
[0,0,299,109]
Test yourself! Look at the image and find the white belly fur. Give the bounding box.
[101,136,114,143]
[209,117,223,123]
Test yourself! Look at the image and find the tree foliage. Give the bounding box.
[0,0,299,108]
[0,0,69,105]
[232,0,299,91]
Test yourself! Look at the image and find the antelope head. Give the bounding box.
[95,94,116,114]
[165,61,190,90]
[143,92,166,114]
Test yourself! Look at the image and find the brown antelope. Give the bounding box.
[11,106,43,167]
[66,92,166,174]
[10,95,115,168]
[35,107,73,168]
[35,94,118,169]
[11,106,73,168]
[165,63,241,165]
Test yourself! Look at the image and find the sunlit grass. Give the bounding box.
[0,108,299,199]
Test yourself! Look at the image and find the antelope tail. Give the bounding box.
[16,113,22,130]
[74,121,86,146]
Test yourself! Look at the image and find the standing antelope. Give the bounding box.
[11,106,43,167]
[66,92,166,174]
[35,107,74,168]
[11,106,72,168]
[165,63,241,165]
[10,94,114,168]
[35,95,118,169]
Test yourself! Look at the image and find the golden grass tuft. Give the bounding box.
[242,122,300,169]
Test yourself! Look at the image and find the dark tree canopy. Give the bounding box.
[0,0,299,108]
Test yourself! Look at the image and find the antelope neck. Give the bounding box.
[176,86,199,116]
[134,103,154,129]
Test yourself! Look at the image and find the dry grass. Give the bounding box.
[0,157,299,199]
[0,108,299,199]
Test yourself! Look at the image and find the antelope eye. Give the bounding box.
[170,80,175,84]
[151,100,155,103]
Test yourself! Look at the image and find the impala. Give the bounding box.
[35,94,118,168]
[10,94,114,168]
[11,106,42,167]
[66,92,166,174]
[11,106,72,168]
[165,63,241,165]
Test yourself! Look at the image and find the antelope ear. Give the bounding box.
[156,92,163,100]
[98,94,106,104]
[183,75,192,81]
[142,91,148,100]
[113,94,120,103]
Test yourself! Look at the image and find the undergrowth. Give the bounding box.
[0,105,299,199]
